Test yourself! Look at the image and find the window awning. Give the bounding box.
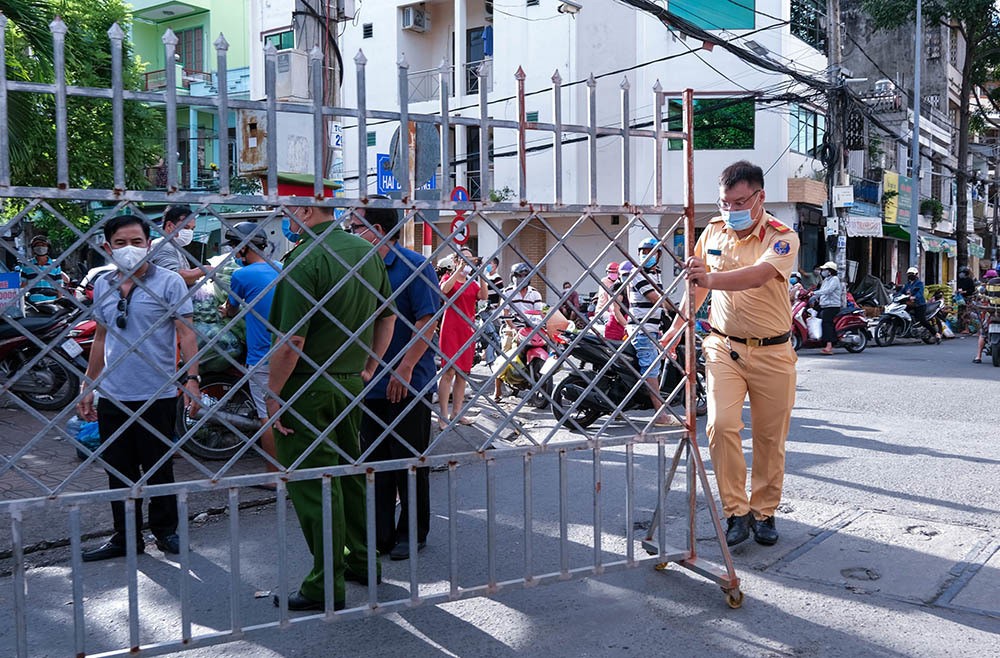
[881,224,910,241]
[919,232,956,256]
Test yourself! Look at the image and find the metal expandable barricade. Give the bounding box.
[0,17,740,657]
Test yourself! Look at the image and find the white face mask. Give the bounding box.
[174,228,195,247]
[110,245,148,271]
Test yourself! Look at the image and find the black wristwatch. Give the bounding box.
[182,374,201,385]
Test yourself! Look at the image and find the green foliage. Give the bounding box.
[920,198,944,223]
[1,0,161,244]
[667,98,755,151]
[489,186,515,202]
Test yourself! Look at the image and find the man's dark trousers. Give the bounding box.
[361,395,431,553]
[96,397,179,544]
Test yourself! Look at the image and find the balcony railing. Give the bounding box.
[407,58,494,104]
[144,66,212,91]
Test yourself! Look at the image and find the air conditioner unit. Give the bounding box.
[402,5,428,32]
[275,49,310,102]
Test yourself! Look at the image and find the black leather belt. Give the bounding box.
[711,328,790,347]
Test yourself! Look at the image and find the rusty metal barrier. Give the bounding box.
[0,17,740,657]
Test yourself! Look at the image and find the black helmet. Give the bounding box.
[511,262,531,279]
[225,222,268,251]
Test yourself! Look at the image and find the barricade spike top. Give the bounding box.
[162,27,178,45]
[620,76,630,90]
[263,41,277,57]
[397,53,409,69]
[309,45,323,61]
[214,33,229,51]
[552,68,561,84]
[587,73,596,88]
[515,65,526,81]
[107,22,124,40]
[49,16,67,35]
[653,78,663,93]
[354,48,367,65]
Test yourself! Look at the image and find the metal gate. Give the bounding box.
[0,18,739,657]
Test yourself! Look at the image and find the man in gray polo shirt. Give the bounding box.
[150,204,204,286]
[77,214,202,561]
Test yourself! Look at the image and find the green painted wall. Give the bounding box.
[130,1,249,74]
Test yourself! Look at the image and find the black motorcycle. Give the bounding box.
[549,331,707,431]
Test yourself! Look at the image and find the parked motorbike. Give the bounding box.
[1,292,87,410]
[986,314,1000,367]
[494,325,556,409]
[790,292,869,353]
[174,364,261,460]
[547,331,707,431]
[873,293,942,346]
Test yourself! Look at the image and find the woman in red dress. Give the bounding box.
[438,248,488,429]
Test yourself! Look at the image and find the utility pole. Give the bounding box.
[908,0,922,271]
[294,0,341,180]
[827,0,848,278]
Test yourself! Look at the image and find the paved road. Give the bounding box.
[1,334,998,656]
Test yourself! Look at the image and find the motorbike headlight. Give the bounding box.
[68,328,82,337]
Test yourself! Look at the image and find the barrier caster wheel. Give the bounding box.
[654,562,670,571]
[724,588,744,609]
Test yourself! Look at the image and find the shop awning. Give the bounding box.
[881,224,910,241]
[919,232,957,256]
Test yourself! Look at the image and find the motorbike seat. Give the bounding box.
[0,314,66,339]
[925,301,941,315]
[601,336,638,360]
[834,308,856,318]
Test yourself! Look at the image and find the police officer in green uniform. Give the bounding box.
[266,200,395,611]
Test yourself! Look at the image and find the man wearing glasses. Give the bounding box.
[349,204,440,561]
[266,200,395,611]
[76,215,201,561]
[662,160,799,548]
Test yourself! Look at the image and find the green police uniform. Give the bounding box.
[269,220,394,605]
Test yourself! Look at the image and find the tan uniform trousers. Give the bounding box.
[703,334,797,520]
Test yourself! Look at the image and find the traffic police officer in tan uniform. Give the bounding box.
[663,160,798,547]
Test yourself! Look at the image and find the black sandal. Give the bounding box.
[973,357,982,364]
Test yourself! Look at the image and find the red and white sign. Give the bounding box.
[450,216,469,245]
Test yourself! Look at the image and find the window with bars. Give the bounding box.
[363,23,374,39]
[790,0,826,52]
[526,111,539,122]
[949,27,959,68]
[527,0,540,7]
[263,30,294,51]
[366,131,377,147]
[175,27,204,71]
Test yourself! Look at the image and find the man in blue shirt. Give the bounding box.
[351,204,439,560]
[221,222,281,473]
[902,266,941,343]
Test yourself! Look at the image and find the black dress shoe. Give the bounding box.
[155,534,180,555]
[345,569,382,585]
[389,539,427,561]
[272,590,343,611]
[725,513,752,547]
[82,540,144,562]
[751,516,779,546]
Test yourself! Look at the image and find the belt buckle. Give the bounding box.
[746,337,762,348]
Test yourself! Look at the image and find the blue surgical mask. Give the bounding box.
[235,257,244,267]
[282,217,300,243]
[642,254,658,269]
[790,277,799,285]
[722,209,755,231]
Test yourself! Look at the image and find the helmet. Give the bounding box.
[906,266,919,276]
[511,262,531,279]
[619,261,634,274]
[637,237,659,252]
[986,269,998,279]
[790,271,801,279]
[820,261,838,272]
[225,222,269,251]
[606,261,619,272]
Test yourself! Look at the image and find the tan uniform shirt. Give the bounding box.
[695,212,799,338]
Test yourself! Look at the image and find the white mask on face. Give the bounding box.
[110,245,148,271]
[174,228,195,247]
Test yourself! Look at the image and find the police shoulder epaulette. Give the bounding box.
[767,219,791,233]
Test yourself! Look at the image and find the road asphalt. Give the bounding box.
[1,333,997,657]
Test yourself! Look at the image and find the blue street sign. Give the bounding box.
[450,186,469,203]
[376,153,436,194]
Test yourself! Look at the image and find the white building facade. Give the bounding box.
[248,0,829,300]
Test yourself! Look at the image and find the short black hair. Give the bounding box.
[104,214,151,242]
[163,204,193,227]
[720,160,765,190]
[490,256,500,265]
[364,207,401,237]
